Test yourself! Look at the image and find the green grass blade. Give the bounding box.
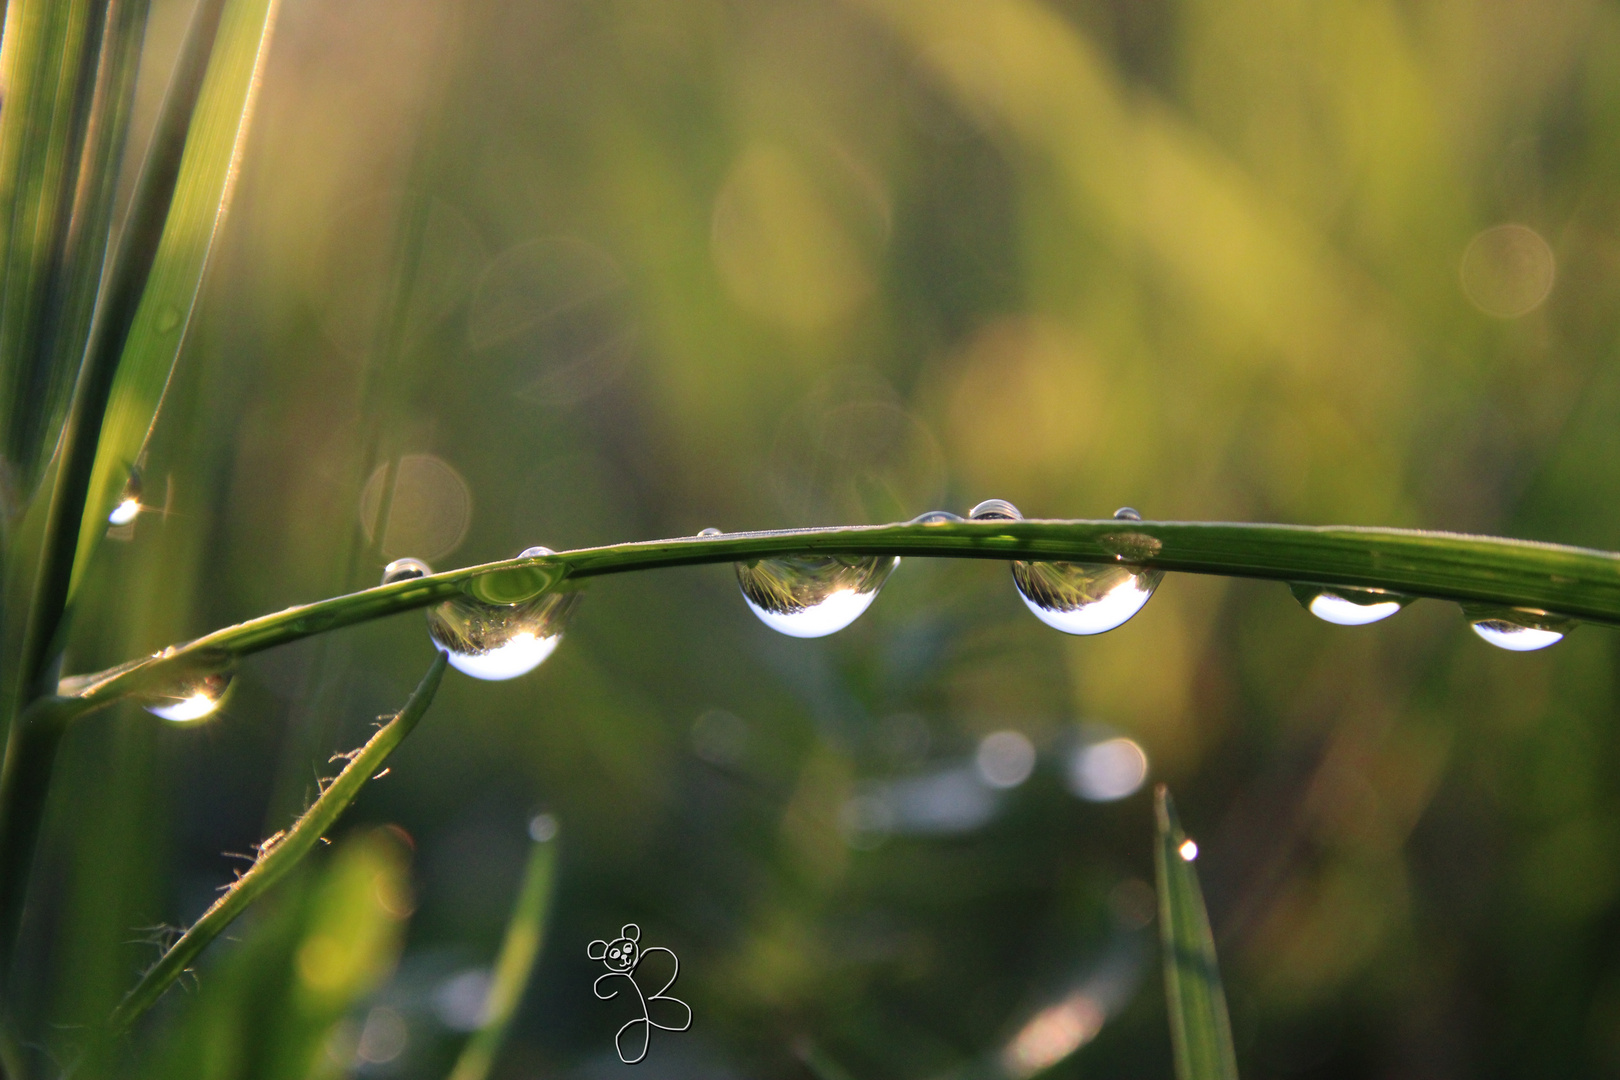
[48,518,1620,717]
[446,829,558,1080]
[106,651,447,1033]
[67,0,279,599]
[1154,786,1238,1080]
[0,0,108,487]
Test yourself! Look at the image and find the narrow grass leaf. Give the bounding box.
[68,0,280,598]
[49,518,1620,719]
[107,651,447,1032]
[1154,785,1238,1080]
[446,830,558,1080]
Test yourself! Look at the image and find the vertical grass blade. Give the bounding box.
[446,827,558,1080]
[107,652,447,1033]
[67,0,280,599]
[1154,785,1239,1080]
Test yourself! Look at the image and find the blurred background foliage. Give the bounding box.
[22,0,1620,1075]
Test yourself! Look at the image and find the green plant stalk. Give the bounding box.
[106,651,447,1033]
[1155,786,1238,1080]
[447,832,557,1080]
[52,517,1620,716]
[0,696,73,989]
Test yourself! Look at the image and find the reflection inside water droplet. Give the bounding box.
[969,498,1022,521]
[1013,561,1162,635]
[143,670,233,722]
[428,549,578,680]
[1290,583,1408,626]
[736,554,898,638]
[1467,606,1570,652]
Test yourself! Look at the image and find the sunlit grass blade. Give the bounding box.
[107,652,447,1033]
[47,518,1620,719]
[68,0,280,600]
[446,827,558,1080]
[1154,786,1238,1080]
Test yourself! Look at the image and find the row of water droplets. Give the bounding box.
[135,506,1575,723]
[726,499,1575,652]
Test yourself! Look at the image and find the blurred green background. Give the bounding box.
[24,0,1620,1075]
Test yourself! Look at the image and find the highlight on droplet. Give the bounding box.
[1177,839,1199,862]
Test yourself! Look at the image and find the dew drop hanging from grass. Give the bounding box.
[1290,584,1409,626]
[385,549,580,679]
[969,498,1162,635]
[142,671,233,722]
[1466,606,1571,652]
[736,554,898,638]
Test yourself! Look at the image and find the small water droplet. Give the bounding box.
[1012,560,1162,635]
[698,527,723,537]
[154,305,182,332]
[517,545,555,559]
[910,510,963,525]
[736,554,898,638]
[428,550,579,679]
[969,499,1022,521]
[107,498,140,527]
[1113,506,1142,521]
[1178,838,1199,861]
[1289,583,1408,626]
[143,670,232,722]
[1466,606,1571,652]
[381,557,432,585]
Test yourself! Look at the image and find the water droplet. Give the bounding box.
[1113,506,1142,521]
[1289,583,1409,626]
[969,499,1022,521]
[1466,606,1571,652]
[154,305,182,332]
[1178,839,1199,861]
[910,510,963,525]
[698,527,723,537]
[107,498,140,527]
[381,557,432,584]
[143,670,232,722]
[736,554,897,638]
[1012,560,1162,635]
[428,551,579,679]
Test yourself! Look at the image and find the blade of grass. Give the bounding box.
[106,651,447,1033]
[446,828,558,1080]
[66,0,281,607]
[1154,786,1238,1080]
[50,517,1620,718]
[0,0,108,487]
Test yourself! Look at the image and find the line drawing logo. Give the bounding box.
[588,924,691,1064]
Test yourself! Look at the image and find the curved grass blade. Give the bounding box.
[106,651,447,1033]
[1154,786,1238,1080]
[49,518,1620,719]
[446,827,558,1080]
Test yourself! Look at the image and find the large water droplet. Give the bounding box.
[736,554,898,638]
[1466,606,1571,652]
[1012,561,1162,635]
[1289,583,1409,626]
[143,670,232,722]
[428,547,579,679]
